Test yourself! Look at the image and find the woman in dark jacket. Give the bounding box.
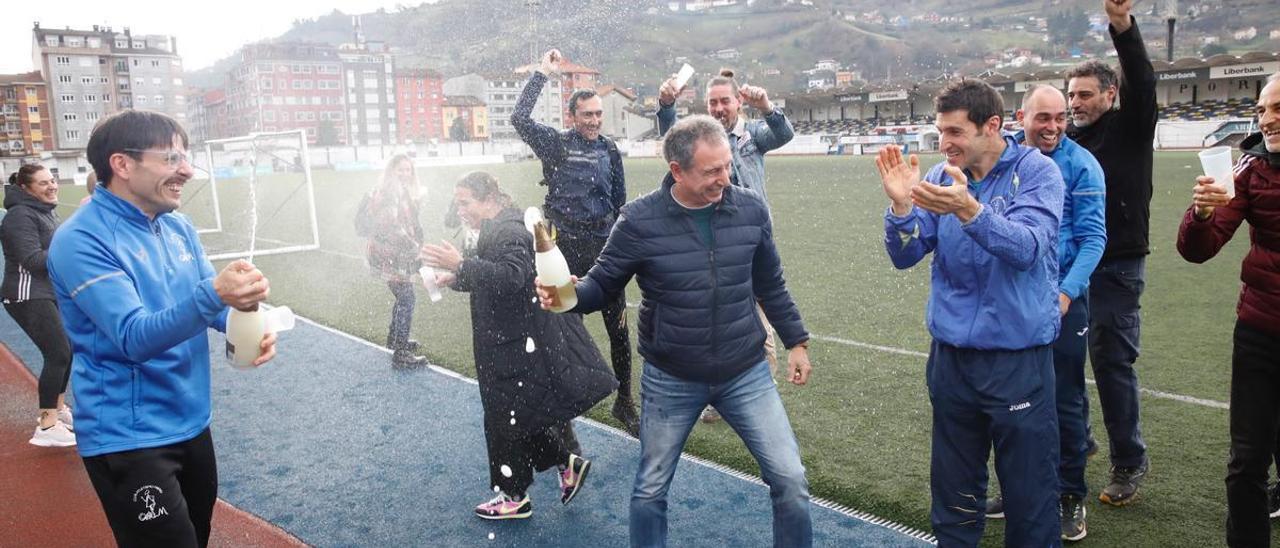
[363,154,427,367]
[2,164,75,447]
[422,171,617,520]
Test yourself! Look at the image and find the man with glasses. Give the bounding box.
[47,110,277,546]
[512,48,639,436]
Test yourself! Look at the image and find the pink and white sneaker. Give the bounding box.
[474,492,531,520]
[559,454,592,505]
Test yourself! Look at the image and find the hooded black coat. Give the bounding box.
[1,184,60,303]
[452,207,617,438]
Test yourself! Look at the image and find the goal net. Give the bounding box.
[185,129,320,261]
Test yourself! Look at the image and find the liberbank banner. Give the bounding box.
[1157,68,1208,82]
[1210,62,1280,80]
[869,90,909,102]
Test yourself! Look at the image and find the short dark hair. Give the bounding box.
[87,110,189,187]
[568,89,598,115]
[663,114,728,170]
[935,78,1005,129]
[1066,60,1118,92]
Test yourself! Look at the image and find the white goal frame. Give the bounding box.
[198,129,321,261]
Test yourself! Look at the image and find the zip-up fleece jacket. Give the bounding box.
[1014,131,1108,300]
[656,104,795,203]
[46,188,228,457]
[1,184,60,303]
[512,71,626,239]
[1065,17,1157,261]
[1177,133,1280,336]
[885,137,1064,350]
[573,173,808,383]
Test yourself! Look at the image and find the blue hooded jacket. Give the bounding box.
[1013,130,1107,300]
[47,187,228,457]
[884,136,1064,350]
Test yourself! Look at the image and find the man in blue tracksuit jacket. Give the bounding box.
[878,79,1064,547]
[46,111,274,547]
[986,84,1107,541]
[512,49,639,434]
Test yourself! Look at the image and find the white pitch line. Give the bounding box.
[810,334,1229,410]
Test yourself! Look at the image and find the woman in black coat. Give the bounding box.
[422,171,616,521]
[2,164,76,447]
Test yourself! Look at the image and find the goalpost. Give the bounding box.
[188,129,321,261]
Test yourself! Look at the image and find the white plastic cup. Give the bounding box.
[419,266,443,302]
[1198,146,1236,198]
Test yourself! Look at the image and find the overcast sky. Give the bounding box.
[0,0,411,74]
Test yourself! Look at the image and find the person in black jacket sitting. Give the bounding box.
[423,171,617,521]
[537,115,814,547]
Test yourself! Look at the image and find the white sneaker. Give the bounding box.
[57,406,74,430]
[30,421,76,447]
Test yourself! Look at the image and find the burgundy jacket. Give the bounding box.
[1177,133,1280,334]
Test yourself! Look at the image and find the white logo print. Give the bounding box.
[168,233,193,263]
[1009,402,1031,412]
[134,485,170,522]
[1077,326,1089,337]
[131,247,149,263]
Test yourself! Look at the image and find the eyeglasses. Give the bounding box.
[123,148,191,168]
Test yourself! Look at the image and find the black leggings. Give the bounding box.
[485,421,575,498]
[83,428,218,548]
[4,300,72,409]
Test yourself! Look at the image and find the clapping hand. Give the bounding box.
[875,146,920,215]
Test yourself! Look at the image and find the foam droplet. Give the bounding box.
[493,485,501,493]
[500,465,513,478]
[510,418,517,425]
[488,532,496,540]
[517,381,523,387]
[510,410,515,416]
[525,337,536,353]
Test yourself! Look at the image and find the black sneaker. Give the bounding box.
[1060,494,1087,542]
[392,349,427,369]
[612,397,640,437]
[1099,461,1148,506]
[985,492,1004,519]
[1268,481,1280,519]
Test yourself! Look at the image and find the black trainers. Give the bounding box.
[392,349,427,369]
[612,397,640,437]
[985,492,1004,519]
[1099,461,1148,506]
[1268,481,1280,519]
[1060,494,1087,542]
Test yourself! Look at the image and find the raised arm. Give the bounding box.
[1106,0,1157,137]
[740,85,794,153]
[511,50,565,162]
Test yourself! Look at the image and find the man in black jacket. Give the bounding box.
[512,48,638,435]
[538,115,814,547]
[1064,0,1157,507]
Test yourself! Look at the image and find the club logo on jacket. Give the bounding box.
[169,233,193,263]
[133,485,170,522]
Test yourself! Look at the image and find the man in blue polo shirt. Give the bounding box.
[878,79,1065,547]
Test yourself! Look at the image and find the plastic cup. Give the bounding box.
[419,266,443,302]
[1198,146,1236,198]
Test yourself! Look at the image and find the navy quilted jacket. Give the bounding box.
[574,173,808,383]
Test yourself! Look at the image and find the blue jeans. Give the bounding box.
[630,361,811,548]
[1056,293,1091,498]
[1087,256,1148,468]
[386,281,415,350]
[928,342,1061,548]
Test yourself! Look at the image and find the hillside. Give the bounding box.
[186,0,1280,92]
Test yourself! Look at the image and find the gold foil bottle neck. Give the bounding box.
[533,221,556,253]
